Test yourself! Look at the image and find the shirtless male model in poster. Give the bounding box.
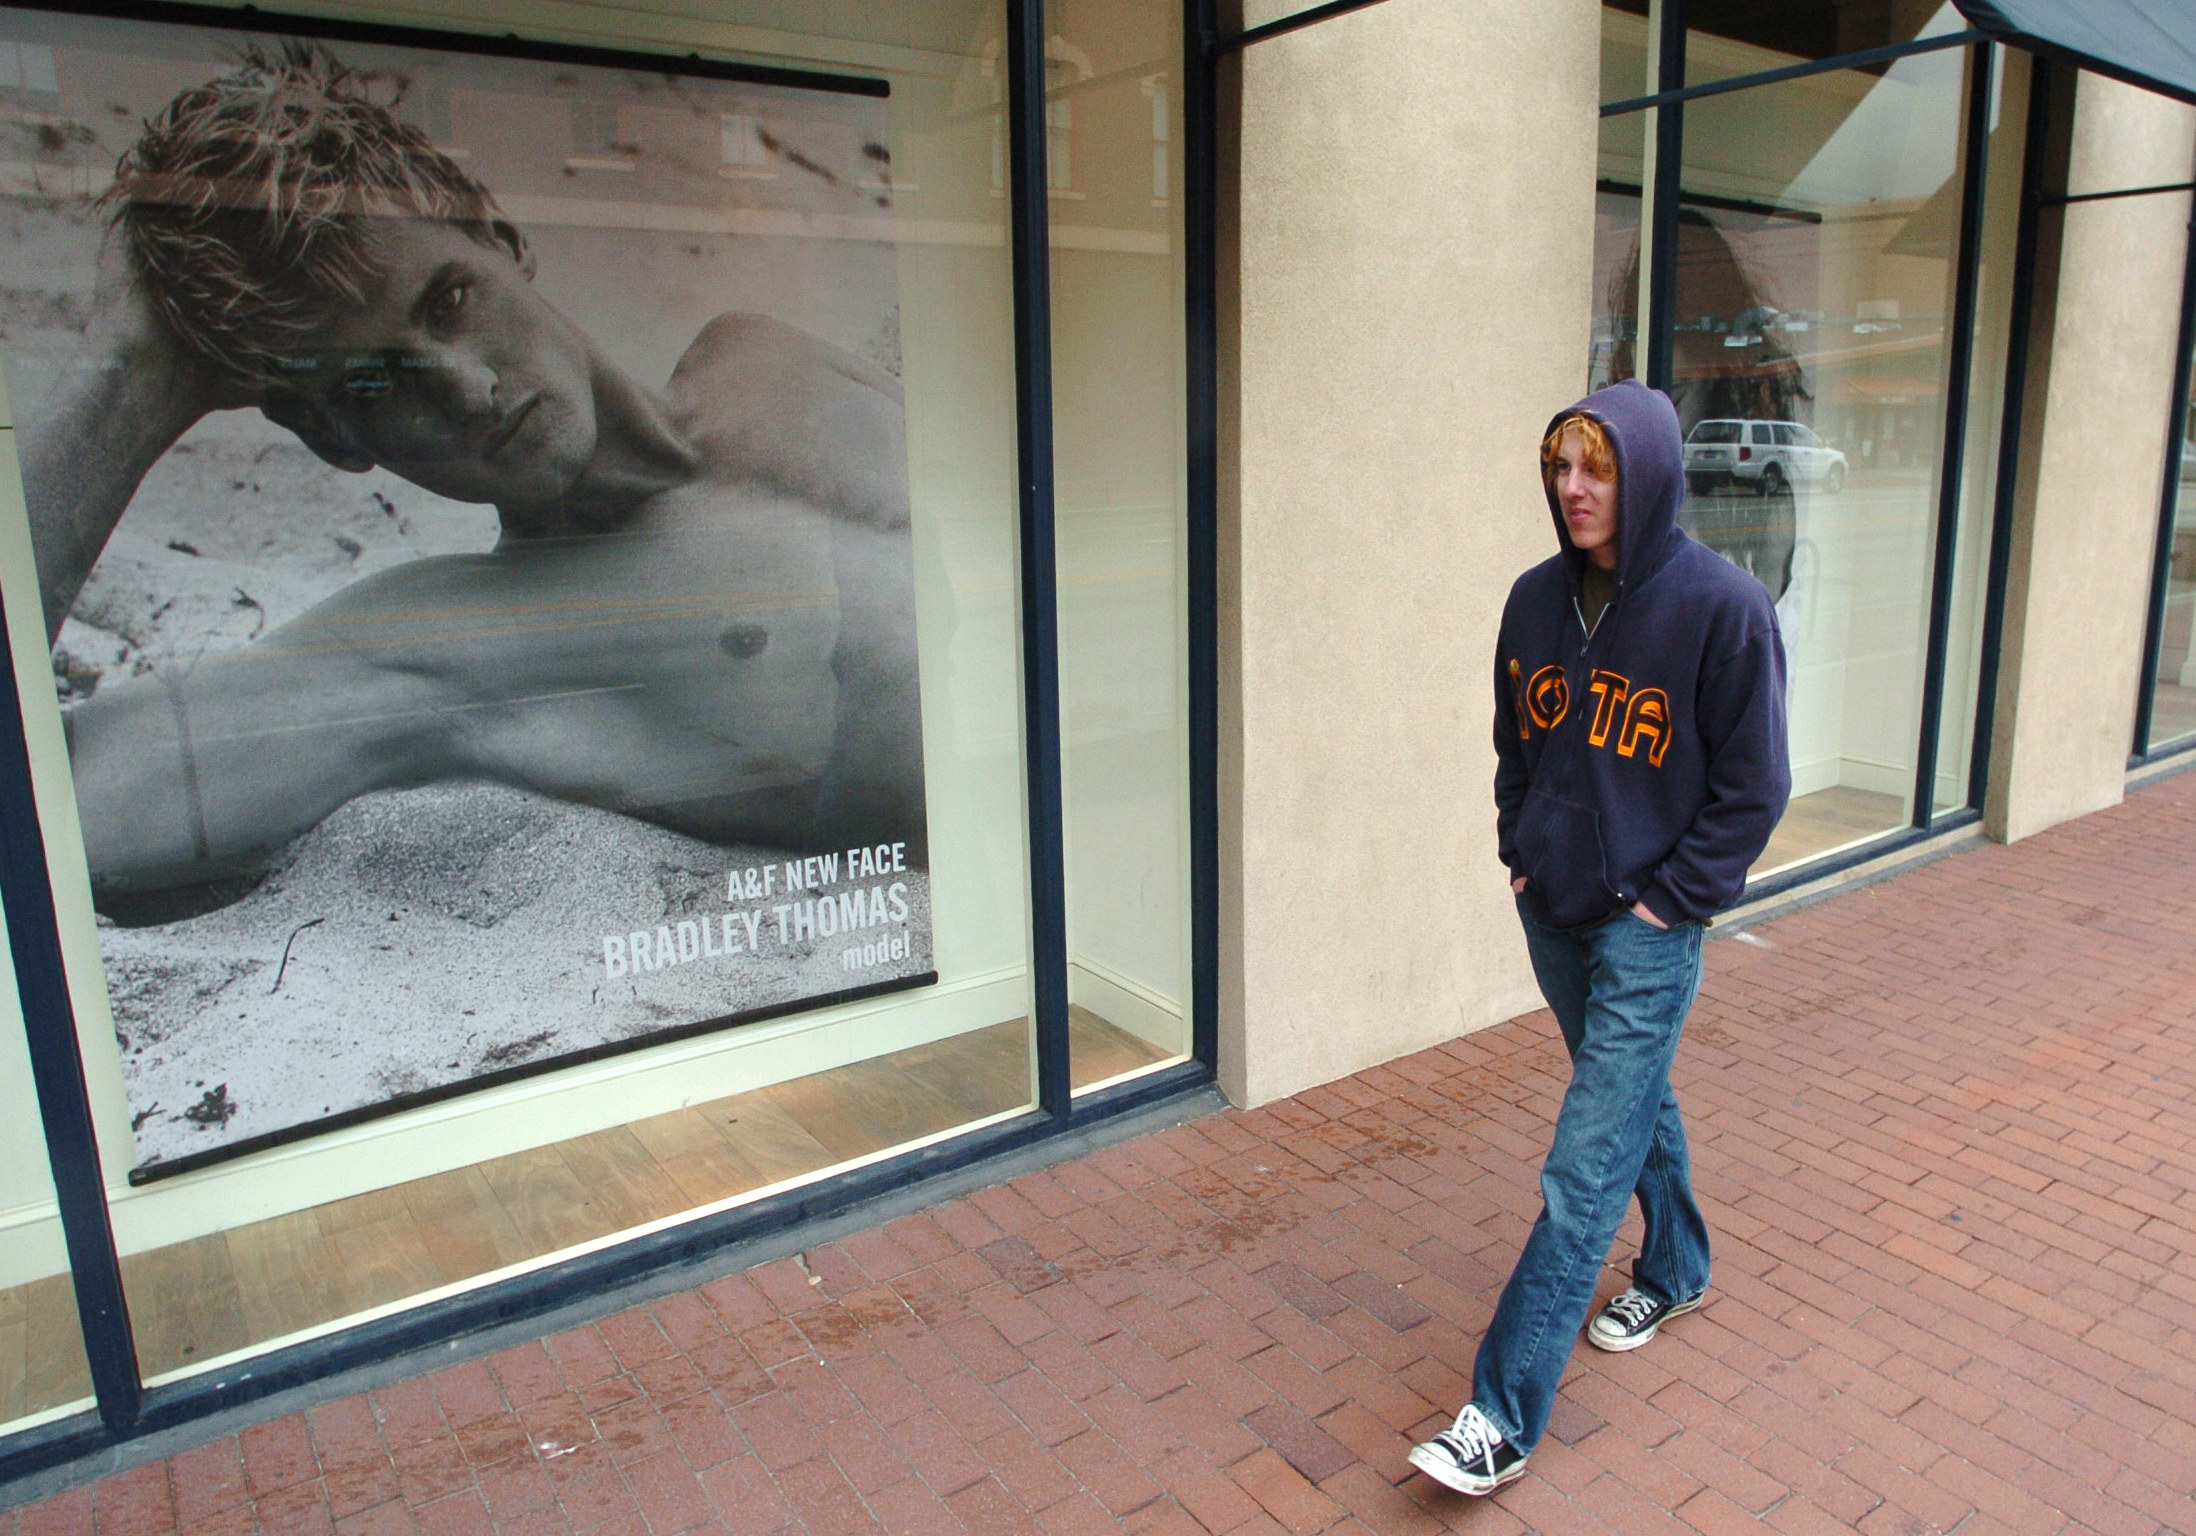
[26,42,925,918]
[3,34,933,1170]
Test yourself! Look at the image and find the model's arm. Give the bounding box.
[1637,623,1792,925]
[65,512,848,896]
[22,238,252,641]
[66,596,464,895]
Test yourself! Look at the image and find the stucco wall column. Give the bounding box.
[1217,0,1599,1107]
[1988,71,2196,843]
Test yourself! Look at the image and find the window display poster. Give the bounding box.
[0,8,932,1180]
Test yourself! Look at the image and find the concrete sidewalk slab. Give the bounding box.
[10,777,2196,1535]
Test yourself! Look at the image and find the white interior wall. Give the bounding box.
[1782,487,1858,795]
[1053,246,1191,1058]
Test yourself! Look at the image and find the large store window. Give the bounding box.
[0,0,1084,1396]
[1597,2,2011,881]
[1047,0,1193,1091]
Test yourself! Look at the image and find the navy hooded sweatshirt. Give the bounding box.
[1495,380,1790,930]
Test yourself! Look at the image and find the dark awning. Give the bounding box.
[1955,1,2196,107]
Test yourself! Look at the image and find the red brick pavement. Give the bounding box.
[12,778,2196,1535]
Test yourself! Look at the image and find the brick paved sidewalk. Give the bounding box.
[13,777,2196,1536]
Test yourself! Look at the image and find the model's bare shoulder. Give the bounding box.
[673,311,903,401]
[666,312,909,529]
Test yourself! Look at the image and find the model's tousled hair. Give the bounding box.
[1541,413,1617,487]
[104,40,529,386]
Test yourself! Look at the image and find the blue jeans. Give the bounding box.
[1470,897,1712,1453]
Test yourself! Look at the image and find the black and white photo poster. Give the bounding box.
[0,9,932,1178]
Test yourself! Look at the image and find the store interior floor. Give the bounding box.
[0,1011,1174,1425]
[1752,784,1905,877]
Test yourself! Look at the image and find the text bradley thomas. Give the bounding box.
[600,843,913,980]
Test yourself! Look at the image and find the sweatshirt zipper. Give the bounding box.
[1574,581,1618,652]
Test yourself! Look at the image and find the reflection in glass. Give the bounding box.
[1673,0,1952,85]
[1591,107,1645,390]
[1605,9,1978,875]
[1601,1,1648,105]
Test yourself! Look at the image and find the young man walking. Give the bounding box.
[1408,379,1790,1496]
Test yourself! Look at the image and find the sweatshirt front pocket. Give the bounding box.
[1514,787,1622,928]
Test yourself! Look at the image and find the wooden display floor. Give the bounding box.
[1752,784,1906,878]
[0,1009,1174,1425]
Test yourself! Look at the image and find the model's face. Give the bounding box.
[267,220,596,510]
[1551,426,1619,568]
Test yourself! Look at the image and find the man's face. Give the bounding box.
[1551,426,1619,568]
[268,220,597,511]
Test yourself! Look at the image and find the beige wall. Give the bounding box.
[1988,71,2196,843]
[1218,0,1599,1107]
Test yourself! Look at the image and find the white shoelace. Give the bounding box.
[1439,1404,1502,1464]
[1605,1289,1660,1328]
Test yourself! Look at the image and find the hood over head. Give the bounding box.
[1542,378,1686,591]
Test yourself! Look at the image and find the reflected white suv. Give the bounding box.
[1684,419,1847,495]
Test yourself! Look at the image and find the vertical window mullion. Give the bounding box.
[1003,0,1071,1118]
[1185,0,1219,1074]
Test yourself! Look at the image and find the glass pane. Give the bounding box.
[1933,47,2024,806]
[1047,0,1193,1093]
[2147,374,2196,752]
[1593,108,1646,389]
[0,908,94,1431]
[1670,16,1974,876]
[0,0,1037,1384]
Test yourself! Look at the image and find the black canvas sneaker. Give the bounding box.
[1407,1404,1529,1496]
[1585,1286,1704,1352]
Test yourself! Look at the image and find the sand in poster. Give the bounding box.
[0,9,931,1178]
